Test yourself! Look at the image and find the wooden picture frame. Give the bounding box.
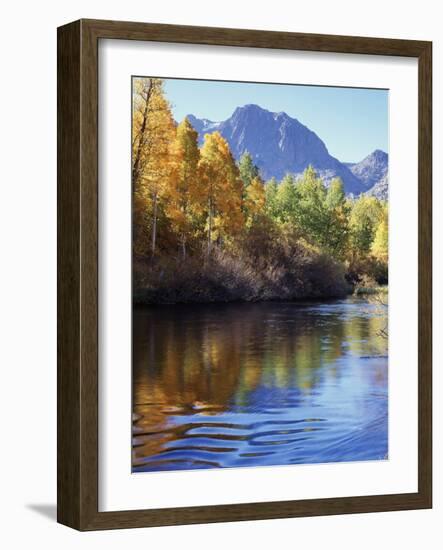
[57,18,432,530]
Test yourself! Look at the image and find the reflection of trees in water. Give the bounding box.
[132,301,388,465]
[133,301,387,408]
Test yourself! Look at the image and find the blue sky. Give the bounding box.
[163,78,388,164]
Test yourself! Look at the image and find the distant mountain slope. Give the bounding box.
[348,150,389,198]
[187,105,364,195]
[366,173,389,200]
[186,105,388,198]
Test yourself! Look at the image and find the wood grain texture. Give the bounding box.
[57,20,81,528]
[417,42,432,506]
[83,18,429,57]
[57,19,432,531]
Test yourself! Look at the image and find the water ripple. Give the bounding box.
[132,298,388,472]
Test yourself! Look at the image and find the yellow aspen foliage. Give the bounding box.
[348,195,383,260]
[371,206,388,262]
[245,176,266,227]
[198,132,244,253]
[132,78,176,256]
[166,117,202,258]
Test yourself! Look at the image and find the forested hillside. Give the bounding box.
[132,78,388,304]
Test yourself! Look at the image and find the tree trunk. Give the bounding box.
[207,200,213,256]
[181,199,187,260]
[151,192,158,257]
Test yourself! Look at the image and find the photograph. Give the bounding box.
[131,77,389,473]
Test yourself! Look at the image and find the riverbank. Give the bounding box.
[354,285,388,296]
[133,249,352,305]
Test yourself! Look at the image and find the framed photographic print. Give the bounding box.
[57,19,432,530]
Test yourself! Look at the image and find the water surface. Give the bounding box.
[132,298,388,472]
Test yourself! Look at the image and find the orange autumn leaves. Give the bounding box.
[132,77,265,258]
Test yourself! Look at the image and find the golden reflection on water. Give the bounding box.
[132,298,388,471]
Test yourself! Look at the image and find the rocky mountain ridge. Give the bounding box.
[186,104,388,198]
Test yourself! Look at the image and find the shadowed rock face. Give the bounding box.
[186,105,388,197]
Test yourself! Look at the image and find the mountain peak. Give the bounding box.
[358,149,388,167]
[231,104,272,120]
[235,103,267,113]
[368,149,388,161]
[232,104,294,122]
[186,106,387,196]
